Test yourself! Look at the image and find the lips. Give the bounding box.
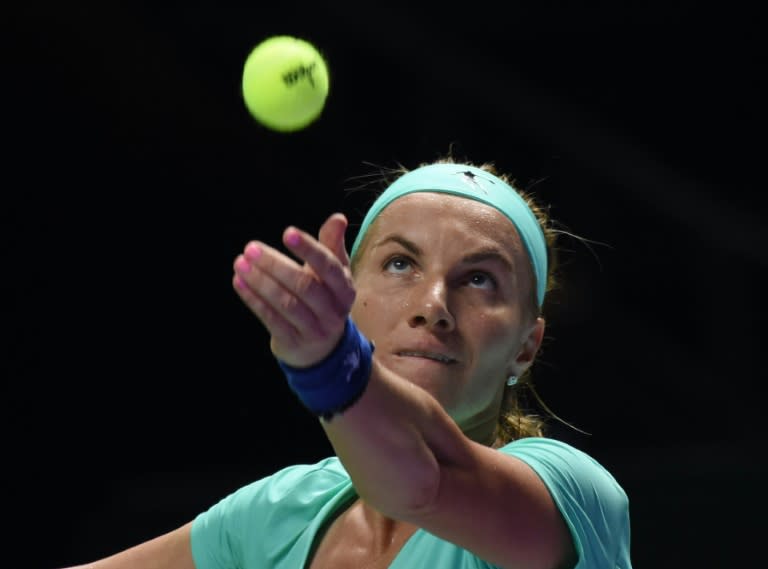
[396,350,458,364]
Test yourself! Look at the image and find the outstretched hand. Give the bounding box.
[232,213,356,368]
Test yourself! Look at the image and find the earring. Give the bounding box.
[506,375,518,386]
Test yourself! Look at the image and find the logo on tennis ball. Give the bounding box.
[283,63,318,87]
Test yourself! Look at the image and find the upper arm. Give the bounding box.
[408,442,576,569]
[407,438,631,569]
[66,522,197,569]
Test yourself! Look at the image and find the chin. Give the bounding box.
[383,357,460,403]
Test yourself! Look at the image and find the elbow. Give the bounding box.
[372,447,443,520]
[404,457,443,517]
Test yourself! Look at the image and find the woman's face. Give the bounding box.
[351,192,544,435]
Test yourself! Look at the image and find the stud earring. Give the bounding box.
[506,375,518,386]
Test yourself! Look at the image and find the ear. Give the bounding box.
[508,317,546,378]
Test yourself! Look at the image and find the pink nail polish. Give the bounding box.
[244,243,262,261]
[235,257,251,273]
[285,230,300,247]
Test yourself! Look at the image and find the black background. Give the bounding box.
[8,2,766,568]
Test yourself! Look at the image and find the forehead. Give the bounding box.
[370,192,524,253]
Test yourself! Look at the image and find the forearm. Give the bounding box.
[319,359,473,520]
[61,523,196,569]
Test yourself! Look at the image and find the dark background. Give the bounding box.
[8,2,766,568]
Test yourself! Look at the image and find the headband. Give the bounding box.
[349,163,548,307]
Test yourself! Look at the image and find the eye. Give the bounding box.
[467,271,497,290]
[384,255,413,274]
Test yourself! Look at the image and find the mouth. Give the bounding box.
[396,351,458,365]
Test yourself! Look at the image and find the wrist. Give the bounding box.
[277,316,374,419]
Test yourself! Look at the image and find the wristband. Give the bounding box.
[277,316,374,419]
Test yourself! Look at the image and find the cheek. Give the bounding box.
[352,272,409,320]
[465,311,522,366]
[351,292,388,337]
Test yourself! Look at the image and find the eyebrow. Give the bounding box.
[375,234,422,256]
[462,249,515,273]
[374,234,515,273]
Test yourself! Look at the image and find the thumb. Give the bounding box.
[318,213,351,267]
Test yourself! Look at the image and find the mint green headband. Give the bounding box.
[350,163,548,307]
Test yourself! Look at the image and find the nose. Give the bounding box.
[408,279,455,332]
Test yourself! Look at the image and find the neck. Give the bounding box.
[353,499,417,550]
[461,420,497,446]
[458,403,502,446]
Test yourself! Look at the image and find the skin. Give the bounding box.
[63,192,575,569]
[349,193,539,442]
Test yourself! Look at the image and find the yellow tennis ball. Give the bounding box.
[241,35,330,133]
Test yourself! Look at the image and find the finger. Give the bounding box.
[232,267,303,347]
[234,254,343,367]
[283,225,355,314]
[318,213,351,268]
[242,240,345,330]
[233,255,317,344]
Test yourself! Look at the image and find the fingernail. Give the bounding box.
[285,229,300,247]
[235,256,251,273]
[244,243,262,261]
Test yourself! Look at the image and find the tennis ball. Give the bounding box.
[241,35,330,132]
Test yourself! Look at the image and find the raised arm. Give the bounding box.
[232,213,575,569]
[61,522,196,569]
[319,364,574,569]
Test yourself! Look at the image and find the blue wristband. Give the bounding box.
[277,316,374,419]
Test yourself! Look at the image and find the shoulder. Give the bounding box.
[499,437,632,567]
[190,456,351,569]
[198,455,349,520]
[498,436,629,513]
[500,437,625,489]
